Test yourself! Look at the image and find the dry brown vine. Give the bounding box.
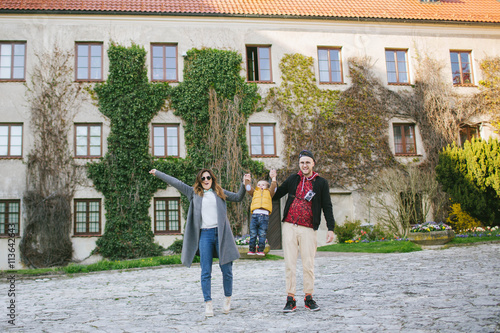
[20,47,86,268]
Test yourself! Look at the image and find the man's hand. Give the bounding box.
[326,231,335,243]
[149,169,157,176]
[269,169,277,181]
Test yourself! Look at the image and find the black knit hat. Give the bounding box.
[298,150,315,162]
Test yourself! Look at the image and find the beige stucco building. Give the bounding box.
[1,0,499,269]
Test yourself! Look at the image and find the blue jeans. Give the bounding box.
[199,227,233,302]
[249,213,269,252]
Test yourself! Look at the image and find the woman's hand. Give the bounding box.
[149,169,157,176]
[243,174,251,184]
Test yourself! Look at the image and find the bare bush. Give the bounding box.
[365,165,443,238]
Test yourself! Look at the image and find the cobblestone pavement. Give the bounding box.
[2,243,499,333]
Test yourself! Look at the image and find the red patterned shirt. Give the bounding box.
[283,171,318,228]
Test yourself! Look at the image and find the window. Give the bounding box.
[318,47,343,83]
[450,51,473,85]
[246,46,272,82]
[154,198,181,234]
[0,200,20,236]
[76,43,103,81]
[459,125,479,146]
[74,199,101,235]
[250,124,276,156]
[0,124,22,158]
[385,49,409,84]
[151,44,178,82]
[75,124,102,158]
[0,42,26,80]
[152,124,179,157]
[393,124,416,155]
[400,192,423,225]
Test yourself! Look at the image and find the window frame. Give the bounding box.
[154,197,181,234]
[385,48,410,85]
[151,43,178,82]
[0,41,26,81]
[393,123,417,156]
[74,199,102,236]
[0,200,20,237]
[249,123,277,157]
[0,123,23,159]
[75,42,103,82]
[74,123,103,158]
[152,124,180,158]
[317,47,344,84]
[450,50,474,86]
[246,45,273,83]
[459,124,479,146]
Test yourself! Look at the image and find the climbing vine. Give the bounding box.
[266,54,398,188]
[21,48,85,267]
[88,43,170,260]
[478,57,500,131]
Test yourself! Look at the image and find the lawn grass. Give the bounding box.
[448,234,500,244]
[318,240,422,253]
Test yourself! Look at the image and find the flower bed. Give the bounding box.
[410,222,452,233]
[235,235,269,246]
[455,226,500,238]
[408,222,454,245]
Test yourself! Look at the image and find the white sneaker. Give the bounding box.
[205,301,214,317]
[223,296,231,314]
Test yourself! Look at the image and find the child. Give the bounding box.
[244,170,277,255]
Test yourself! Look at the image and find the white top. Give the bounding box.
[201,191,218,229]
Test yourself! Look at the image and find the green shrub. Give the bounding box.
[361,224,390,241]
[166,238,183,254]
[334,219,362,243]
[436,138,500,227]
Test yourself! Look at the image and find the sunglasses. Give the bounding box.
[201,176,212,181]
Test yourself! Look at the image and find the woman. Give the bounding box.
[149,168,246,317]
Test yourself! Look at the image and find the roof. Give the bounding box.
[1,0,500,24]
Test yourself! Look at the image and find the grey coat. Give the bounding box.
[154,171,245,267]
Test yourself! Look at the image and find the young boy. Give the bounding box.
[244,170,277,255]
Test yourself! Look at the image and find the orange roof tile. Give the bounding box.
[0,0,499,23]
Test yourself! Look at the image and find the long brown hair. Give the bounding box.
[193,169,226,200]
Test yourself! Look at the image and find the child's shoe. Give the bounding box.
[247,251,255,255]
[256,252,265,256]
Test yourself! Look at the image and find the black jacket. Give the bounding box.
[274,173,335,231]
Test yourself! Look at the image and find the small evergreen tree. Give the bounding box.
[436,138,500,227]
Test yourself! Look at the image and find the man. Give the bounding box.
[274,150,335,312]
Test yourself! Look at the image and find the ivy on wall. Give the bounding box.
[155,48,265,234]
[88,43,170,259]
[478,57,500,131]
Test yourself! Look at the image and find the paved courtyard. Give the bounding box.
[1,243,499,332]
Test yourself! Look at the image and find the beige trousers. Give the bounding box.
[282,222,317,296]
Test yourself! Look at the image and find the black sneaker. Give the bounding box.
[304,295,320,311]
[282,296,297,313]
